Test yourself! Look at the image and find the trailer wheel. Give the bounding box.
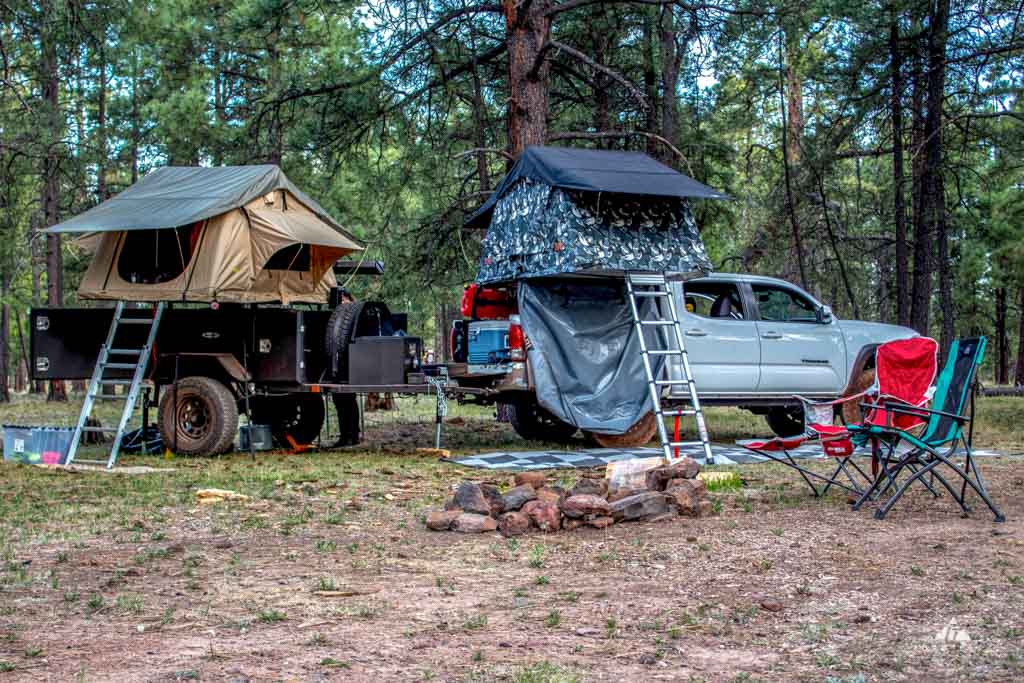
[583,411,658,448]
[159,376,239,456]
[250,394,326,447]
[324,301,392,381]
[506,396,578,443]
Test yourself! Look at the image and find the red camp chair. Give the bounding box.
[738,337,939,498]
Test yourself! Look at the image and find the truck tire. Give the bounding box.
[506,396,578,443]
[250,394,326,447]
[159,376,239,456]
[843,368,875,423]
[584,411,658,448]
[324,301,392,381]
[765,406,804,438]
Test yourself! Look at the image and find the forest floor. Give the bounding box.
[1,396,1023,682]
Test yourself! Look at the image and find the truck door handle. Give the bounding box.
[761,332,783,340]
[685,329,708,337]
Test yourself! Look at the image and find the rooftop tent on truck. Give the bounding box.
[48,165,363,304]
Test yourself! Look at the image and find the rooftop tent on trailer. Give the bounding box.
[47,165,363,304]
[466,146,727,284]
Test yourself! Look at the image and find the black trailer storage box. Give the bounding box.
[348,336,422,385]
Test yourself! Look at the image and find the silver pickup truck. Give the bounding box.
[459,273,917,441]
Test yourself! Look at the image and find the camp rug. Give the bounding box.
[444,443,1009,471]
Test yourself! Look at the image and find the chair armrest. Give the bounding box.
[858,402,970,423]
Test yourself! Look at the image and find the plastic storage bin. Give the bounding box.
[2,425,74,465]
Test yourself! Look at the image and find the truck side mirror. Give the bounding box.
[816,305,833,324]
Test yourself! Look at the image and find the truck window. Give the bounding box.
[752,284,818,322]
[682,281,745,319]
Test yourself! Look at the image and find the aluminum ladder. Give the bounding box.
[66,301,165,469]
[625,272,714,464]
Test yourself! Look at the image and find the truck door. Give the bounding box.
[750,282,846,394]
[668,279,760,395]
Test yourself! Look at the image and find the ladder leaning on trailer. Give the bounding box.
[625,272,714,465]
[66,301,165,469]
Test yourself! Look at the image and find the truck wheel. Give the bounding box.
[843,368,875,423]
[506,397,578,443]
[159,376,239,456]
[324,301,392,381]
[765,407,804,438]
[250,394,325,447]
[584,412,658,448]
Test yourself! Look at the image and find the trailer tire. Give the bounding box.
[250,394,326,447]
[506,396,578,443]
[159,376,238,457]
[583,411,658,448]
[324,301,393,381]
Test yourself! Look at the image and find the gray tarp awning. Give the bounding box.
[45,165,356,242]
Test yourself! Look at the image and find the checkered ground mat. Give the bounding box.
[445,443,1008,471]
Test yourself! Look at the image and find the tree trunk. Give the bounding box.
[469,50,491,193]
[658,6,679,164]
[97,43,108,201]
[131,48,140,183]
[908,33,931,336]
[779,34,807,289]
[784,31,804,166]
[995,287,1008,384]
[642,11,660,157]
[1016,286,1024,387]
[890,12,909,326]
[40,0,66,401]
[0,272,9,403]
[505,0,551,157]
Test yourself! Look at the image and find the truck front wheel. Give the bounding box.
[159,376,239,456]
[506,397,578,443]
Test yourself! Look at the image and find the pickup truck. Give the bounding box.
[453,273,917,442]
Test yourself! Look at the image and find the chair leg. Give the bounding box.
[876,451,1005,522]
[875,459,945,520]
[821,460,845,496]
[935,452,1005,523]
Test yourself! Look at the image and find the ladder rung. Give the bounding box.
[82,426,118,432]
[639,320,675,327]
[660,409,696,416]
[118,318,155,325]
[631,291,669,297]
[669,441,704,447]
[655,379,691,386]
[71,459,110,465]
[102,380,134,385]
[90,393,127,400]
[646,350,682,356]
[108,348,144,355]
[102,363,139,370]
[627,274,667,285]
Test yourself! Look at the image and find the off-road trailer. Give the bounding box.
[31,297,492,458]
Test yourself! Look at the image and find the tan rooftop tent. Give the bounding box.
[47,165,362,304]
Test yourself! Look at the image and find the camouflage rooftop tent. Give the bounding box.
[47,165,362,304]
[467,146,726,284]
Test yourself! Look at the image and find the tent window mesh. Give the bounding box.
[264,243,311,272]
[117,224,198,284]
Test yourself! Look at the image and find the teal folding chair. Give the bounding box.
[849,337,1004,521]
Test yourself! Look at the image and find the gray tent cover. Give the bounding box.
[471,147,721,284]
[519,279,667,435]
[46,164,352,236]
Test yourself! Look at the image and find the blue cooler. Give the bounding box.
[468,320,511,366]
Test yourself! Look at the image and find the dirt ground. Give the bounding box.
[1,403,1023,682]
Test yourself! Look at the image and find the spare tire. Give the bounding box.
[584,411,658,448]
[324,301,392,381]
[159,376,239,456]
[250,394,326,447]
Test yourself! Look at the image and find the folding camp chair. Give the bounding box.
[849,337,1004,522]
[738,336,939,499]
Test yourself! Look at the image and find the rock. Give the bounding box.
[570,476,607,497]
[451,513,498,534]
[638,653,658,666]
[480,483,505,517]
[498,511,531,537]
[425,510,461,531]
[451,482,491,516]
[535,486,565,505]
[213,538,233,549]
[574,627,601,637]
[607,486,645,503]
[610,491,672,521]
[522,500,561,532]
[759,599,784,612]
[666,479,707,516]
[563,518,584,531]
[514,472,547,489]
[587,516,615,529]
[561,494,611,519]
[697,499,714,517]
[501,484,537,511]
[645,458,701,491]
[646,512,678,523]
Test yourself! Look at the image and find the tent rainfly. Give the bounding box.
[467,146,727,284]
[47,165,363,304]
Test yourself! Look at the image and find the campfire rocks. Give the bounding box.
[425,456,713,535]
